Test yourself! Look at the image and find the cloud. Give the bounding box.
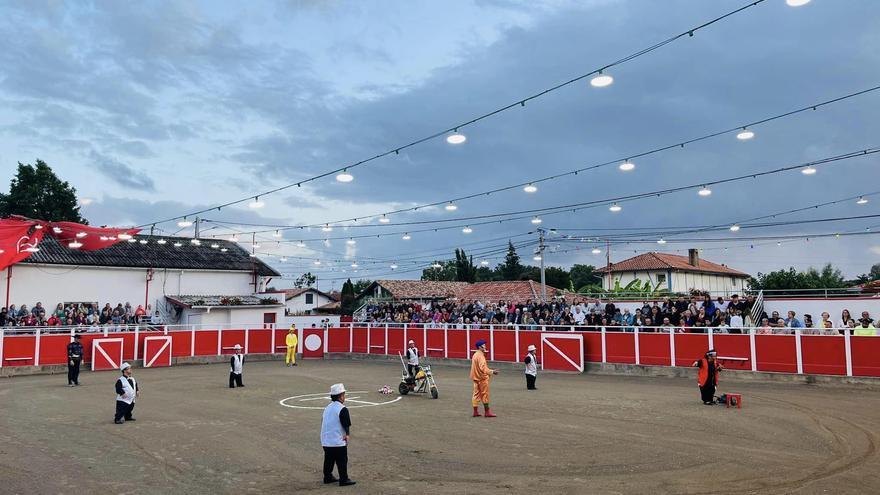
[89,151,156,191]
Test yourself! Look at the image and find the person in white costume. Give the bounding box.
[114,362,139,424]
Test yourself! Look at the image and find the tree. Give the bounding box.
[518,265,570,290]
[475,266,496,282]
[340,279,356,314]
[498,241,523,280]
[748,264,848,294]
[0,159,86,223]
[421,260,457,281]
[853,263,880,284]
[352,279,373,294]
[293,272,317,288]
[570,264,602,291]
[454,248,476,282]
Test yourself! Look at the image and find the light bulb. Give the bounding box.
[531,217,542,224]
[221,248,228,252]
[592,248,601,254]
[272,230,282,238]
[857,196,868,205]
[296,241,306,248]
[211,243,219,249]
[657,238,666,245]
[786,0,810,6]
[230,235,239,242]
[157,239,167,244]
[730,224,741,232]
[280,257,288,262]
[127,238,137,243]
[619,161,635,171]
[523,184,537,193]
[249,197,265,208]
[480,260,489,266]
[698,186,712,197]
[100,236,108,241]
[314,260,322,265]
[336,170,354,182]
[177,219,193,227]
[390,263,398,269]
[322,225,333,232]
[118,233,132,240]
[191,239,201,246]
[24,246,40,252]
[736,129,755,140]
[52,227,63,234]
[462,226,473,234]
[533,255,542,261]
[446,132,466,145]
[75,232,87,238]
[68,241,83,249]
[173,242,182,247]
[402,233,411,240]
[432,263,442,269]
[351,263,359,268]
[801,166,817,175]
[609,203,622,212]
[444,202,458,211]
[139,239,147,244]
[34,225,43,230]
[346,238,356,245]
[379,215,390,223]
[590,71,614,88]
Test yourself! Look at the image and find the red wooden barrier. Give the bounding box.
[801,335,846,375]
[351,326,368,353]
[247,328,273,354]
[425,328,445,358]
[446,329,468,359]
[328,327,350,353]
[387,327,406,356]
[851,336,880,377]
[39,334,70,366]
[605,332,636,364]
[638,333,671,366]
[193,330,219,356]
[518,331,542,364]
[674,334,709,367]
[301,328,324,358]
[492,329,517,362]
[220,329,246,354]
[367,326,385,355]
[583,332,602,362]
[713,334,751,371]
[755,335,798,373]
[2,335,37,366]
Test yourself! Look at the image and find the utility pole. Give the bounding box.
[538,228,547,302]
[606,239,612,289]
[194,216,201,238]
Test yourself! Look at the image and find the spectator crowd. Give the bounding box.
[361,294,878,336]
[0,301,165,332]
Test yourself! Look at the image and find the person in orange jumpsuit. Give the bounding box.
[692,349,723,405]
[470,339,498,417]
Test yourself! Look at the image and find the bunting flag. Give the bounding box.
[0,216,140,272]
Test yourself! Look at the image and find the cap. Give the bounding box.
[408,340,415,344]
[475,339,487,349]
[330,383,346,396]
[120,362,131,371]
[73,334,81,339]
[233,344,242,350]
[706,349,717,356]
[527,344,536,351]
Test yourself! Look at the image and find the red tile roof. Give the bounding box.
[371,280,471,299]
[597,252,749,277]
[457,281,561,303]
[284,288,334,301]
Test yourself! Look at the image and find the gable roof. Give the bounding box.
[357,279,560,302]
[597,252,749,277]
[284,287,335,301]
[457,280,561,302]
[364,280,471,300]
[166,295,283,308]
[21,234,280,276]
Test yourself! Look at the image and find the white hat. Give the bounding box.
[233,344,242,350]
[408,340,415,344]
[120,362,131,371]
[527,344,536,352]
[330,383,346,396]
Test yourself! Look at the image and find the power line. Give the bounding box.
[136,0,772,229]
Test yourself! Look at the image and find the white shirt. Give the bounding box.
[730,315,744,328]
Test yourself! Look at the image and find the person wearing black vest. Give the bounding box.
[114,362,139,423]
[229,344,244,388]
[67,334,84,386]
[321,383,356,486]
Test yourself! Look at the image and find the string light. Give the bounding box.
[379,215,391,223]
[211,243,219,249]
[139,239,148,245]
[786,0,810,6]
[351,262,359,268]
[619,161,635,172]
[402,233,411,240]
[221,248,228,252]
[296,241,306,248]
[75,232,87,238]
[857,196,868,205]
[462,226,473,234]
[390,263,398,269]
[68,241,83,249]
[34,225,43,230]
[657,238,667,244]
[177,218,193,227]
[173,242,182,247]
[127,238,137,243]
[272,230,283,238]
[609,203,622,212]
[446,131,466,145]
[336,170,354,182]
[431,262,442,269]
[280,257,288,262]
[698,186,712,197]
[191,239,201,246]
[591,248,602,254]
[801,166,817,175]
[52,227,63,234]
[523,183,538,193]
[736,128,755,140]
[480,260,489,266]
[157,239,167,245]
[230,235,239,242]
[346,238,357,245]
[531,216,543,224]
[314,260,322,265]
[249,197,265,208]
[99,236,108,241]
[79,198,94,206]
[730,224,741,232]
[322,224,333,232]
[253,243,261,248]
[444,202,458,211]
[118,233,132,240]
[590,71,614,88]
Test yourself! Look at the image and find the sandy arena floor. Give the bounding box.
[1,359,878,494]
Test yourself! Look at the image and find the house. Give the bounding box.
[284,287,337,315]
[597,249,749,294]
[1,234,282,326]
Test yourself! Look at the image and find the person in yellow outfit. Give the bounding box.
[470,339,498,418]
[286,325,299,366]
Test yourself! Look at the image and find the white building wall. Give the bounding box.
[285,291,334,315]
[282,315,342,329]
[181,306,284,327]
[1,264,262,311]
[604,269,748,295]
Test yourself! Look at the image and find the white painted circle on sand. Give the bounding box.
[304,334,322,351]
[280,391,402,410]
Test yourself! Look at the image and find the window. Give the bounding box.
[305,293,314,304]
[730,277,736,287]
[656,273,667,285]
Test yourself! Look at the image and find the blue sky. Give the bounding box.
[1,0,879,290]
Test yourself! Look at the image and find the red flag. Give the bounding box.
[0,219,46,271]
[48,221,140,251]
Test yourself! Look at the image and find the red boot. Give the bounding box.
[484,407,497,418]
[473,406,482,417]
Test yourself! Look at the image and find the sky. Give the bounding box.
[1,0,879,291]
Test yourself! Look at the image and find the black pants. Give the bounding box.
[526,373,537,390]
[700,383,716,403]
[407,364,420,380]
[68,359,81,385]
[114,401,135,421]
[323,446,348,481]
[229,372,243,388]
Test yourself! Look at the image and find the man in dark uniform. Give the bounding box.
[67,334,83,386]
[692,349,723,405]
